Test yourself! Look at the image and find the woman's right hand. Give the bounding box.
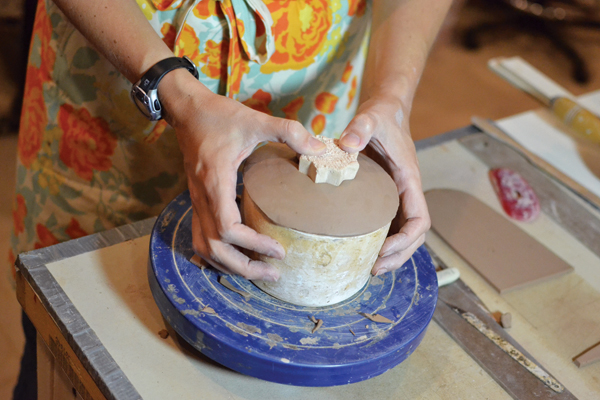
[158,69,326,282]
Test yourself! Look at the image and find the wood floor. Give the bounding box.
[1,2,599,398]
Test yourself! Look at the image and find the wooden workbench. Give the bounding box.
[16,125,600,400]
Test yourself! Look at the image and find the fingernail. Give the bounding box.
[340,133,361,148]
[264,272,279,282]
[268,249,285,260]
[268,242,285,260]
[309,136,326,151]
[375,268,388,276]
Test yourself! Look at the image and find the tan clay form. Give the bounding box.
[243,188,390,307]
[243,143,399,237]
[426,189,573,293]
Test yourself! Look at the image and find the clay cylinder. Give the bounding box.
[243,189,391,306]
[242,143,399,307]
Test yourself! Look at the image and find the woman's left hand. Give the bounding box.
[338,94,430,276]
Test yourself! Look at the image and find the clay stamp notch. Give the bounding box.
[298,137,359,186]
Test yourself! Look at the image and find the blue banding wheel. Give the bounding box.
[149,190,438,387]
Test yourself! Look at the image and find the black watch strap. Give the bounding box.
[137,56,199,92]
[131,56,199,120]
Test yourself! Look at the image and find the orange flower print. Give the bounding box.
[32,0,56,81]
[341,62,353,83]
[242,90,272,115]
[144,120,169,145]
[34,223,60,249]
[12,194,27,236]
[18,66,47,167]
[347,76,357,109]
[219,1,250,98]
[193,0,218,19]
[175,24,201,64]
[282,97,304,120]
[199,39,228,81]
[152,0,181,11]
[348,0,367,17]
[161,23,177,50]
[261,0,332,73]
[315,92,338,114]
[311,114,326,135]
[58,104,117,181]
[227,45,250,99]
[66,218,88,240]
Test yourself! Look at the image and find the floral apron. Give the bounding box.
[9,0,371,279]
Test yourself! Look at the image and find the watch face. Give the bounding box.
[131,86,153,119]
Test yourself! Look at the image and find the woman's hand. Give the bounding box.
[337,0,450,276]
[338,94,430,276]
[159,70,326,281]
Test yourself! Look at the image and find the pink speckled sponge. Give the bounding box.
[298,137,359,186]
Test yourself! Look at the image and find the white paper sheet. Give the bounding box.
[496,91,600,199]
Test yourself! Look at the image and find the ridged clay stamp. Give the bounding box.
[298,137,359,186]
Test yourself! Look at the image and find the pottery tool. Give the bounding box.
[573,342,600,368]
[472,116,600,210]
[429,246,577,399]
[436,267,460,287]
[466,119,600,259]
[488,167,540,222]
[426,189,573,293]
[148,190,438,387]
[489,56,600,145]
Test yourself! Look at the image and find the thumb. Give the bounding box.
[338,113,375,153]
[266,117,326,156]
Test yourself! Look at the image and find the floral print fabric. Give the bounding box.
[9,0,371,278]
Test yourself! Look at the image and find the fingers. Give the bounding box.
[192,238,281,282]
[204,239,281,281]
[379,215,429,258]
[331,99,429,276]
[338,113,376,153]
[203,167,285,259]
[263,117,326,156]
[372,233,425,276]
[373,182,431,275]
[176,98,293,282]
[189,176,282,282]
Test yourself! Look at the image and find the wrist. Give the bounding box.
[130,56,200,121]
[359,91,412,121]
[360,81,415,116]
[131,48,179,84]
[158,68,212,126]
[362,69,417,101]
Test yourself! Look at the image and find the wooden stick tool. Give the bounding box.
[488,56,600,145]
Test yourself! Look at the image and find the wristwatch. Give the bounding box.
[130,56,199,121]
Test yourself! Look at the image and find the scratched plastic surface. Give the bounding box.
[149,190,438,387]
